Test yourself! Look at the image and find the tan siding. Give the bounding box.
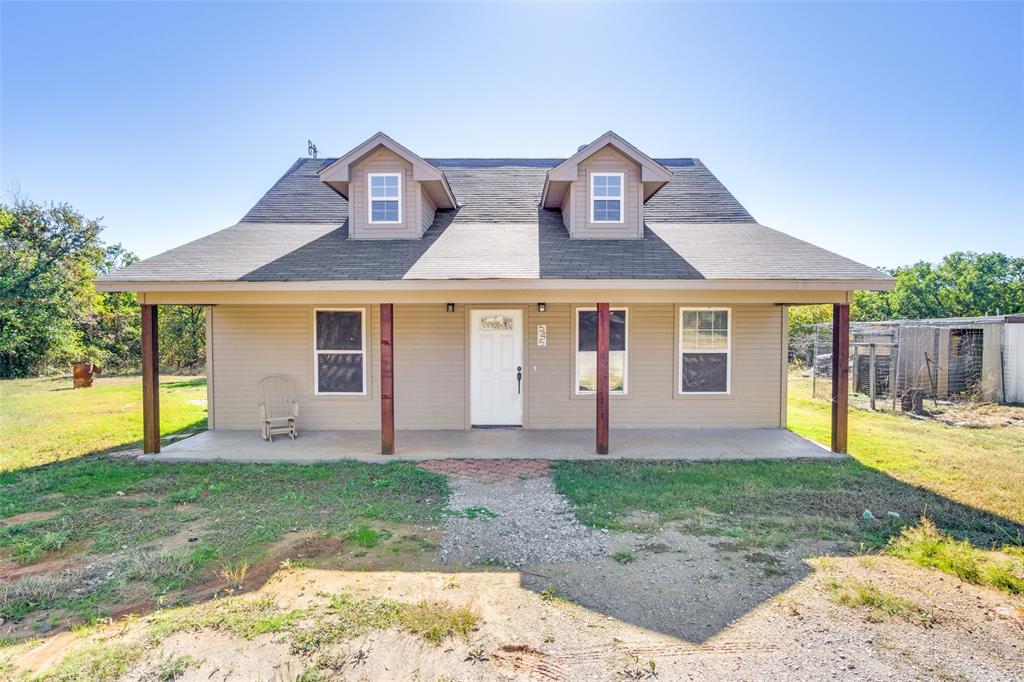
[526,303,783,428]
[571,146,643,239]
[211,304,467,431]
[560,184,572,233]
[349,147,421,240]
[211,301,784,432]
[205,305,216,429]
[419,188,436,235]
[393,303,466,428]
[213,305,381,430]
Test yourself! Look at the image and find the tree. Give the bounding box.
[788,252,1024,361]
[0,199,104,376]
[160,305,206,372]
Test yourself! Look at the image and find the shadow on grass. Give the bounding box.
[522,457,1024,642]
[1,453,1020,648]
[161,377,207,389]
[90,417,209,459]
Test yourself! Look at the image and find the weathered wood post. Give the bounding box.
[868,343,877,411]
[596,303,610,455]
[141,304,160,454]
[831,304,850,453]
[380,303,395,455]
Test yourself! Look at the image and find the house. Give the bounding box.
[95,131,893,458]
[818,315,1024,404]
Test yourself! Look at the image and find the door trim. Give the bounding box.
[465,305,528,428]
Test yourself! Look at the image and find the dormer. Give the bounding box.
[541,131,672,239]
[319,132,457,239]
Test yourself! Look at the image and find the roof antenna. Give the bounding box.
[307,139,318,159]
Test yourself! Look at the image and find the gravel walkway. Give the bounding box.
[439,475,610,566]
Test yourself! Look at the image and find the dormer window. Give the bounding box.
[590,172,623,223]
[368,173,401,224]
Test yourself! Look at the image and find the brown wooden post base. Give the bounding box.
[141,304,161,454]
[380,303,395,455]
[831,303,850,453]
[596,302,610,455]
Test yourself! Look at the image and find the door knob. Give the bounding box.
[516,366,522,394]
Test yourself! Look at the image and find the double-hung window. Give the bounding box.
[590,172,624,223]
[314,309,366,395]
[368,173,401,224]
[679,308,731,394]
[576,308,628,394]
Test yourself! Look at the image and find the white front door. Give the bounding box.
[470,309,523,426]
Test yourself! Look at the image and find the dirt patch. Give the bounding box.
[0,538,94,583]
[9,558,1023,681]
[925,401,1024,430]
[1,510,60,526]
[418,458,551,483]
[150,519,210,554]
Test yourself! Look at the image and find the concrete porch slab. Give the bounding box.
[142,428,835,464]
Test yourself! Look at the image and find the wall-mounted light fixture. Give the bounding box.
[446,303,455,313]
[538,303,547,312]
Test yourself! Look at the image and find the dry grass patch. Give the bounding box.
[147,594,306,641]
[827,578,936,626]
[29,641,143,682]
[291,591,478,655]
[395,599,478,644]
[886,518,1024,595]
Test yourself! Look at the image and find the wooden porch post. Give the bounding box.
[380,303,395,455]
[141,304,160,454]
[831,303,850,453]
[596,303,610,455]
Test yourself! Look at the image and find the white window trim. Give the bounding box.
[589,172,625,224]
[574,306,629,395]
[313,307,367,396]
[678,307,732,395]
[367,172,402,225]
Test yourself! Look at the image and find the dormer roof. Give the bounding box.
[540,131,673,208]
[318,132,458,209]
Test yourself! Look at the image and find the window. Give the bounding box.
[314,309,366,394]
[368,173,401,224]
[576,308,627,394]
[679,308,730,394]
[590,172,623,223]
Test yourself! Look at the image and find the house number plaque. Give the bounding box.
[537,324,547,347]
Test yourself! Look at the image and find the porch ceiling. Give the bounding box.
[143,428,835,464]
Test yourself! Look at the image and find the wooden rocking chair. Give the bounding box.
[258,375,299,442]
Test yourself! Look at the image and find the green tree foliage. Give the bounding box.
[0,199,104,376]
[0,198,205,377]
[789,252,1023,361]
[160,305,206,373]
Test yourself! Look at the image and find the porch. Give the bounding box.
[141,427,834,464]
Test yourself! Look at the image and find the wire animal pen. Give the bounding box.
[799,315,1020,409]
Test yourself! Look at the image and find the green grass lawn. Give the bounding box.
[786,374,1024,527]
[0,374,449,632]
[554,374,1024,550]
[0,375,208,472]
[0,457,447,626]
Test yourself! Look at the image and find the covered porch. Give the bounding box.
[133,291,854,459]
[142,427,834,464]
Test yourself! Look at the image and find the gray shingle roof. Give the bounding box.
[241,158,755,225]
[100,157,891,285]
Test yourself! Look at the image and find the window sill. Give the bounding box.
[570,391,633,401]
[672,391,733,400]
[313,391,375,401]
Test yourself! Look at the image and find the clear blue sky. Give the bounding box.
[2,1,1021,266]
